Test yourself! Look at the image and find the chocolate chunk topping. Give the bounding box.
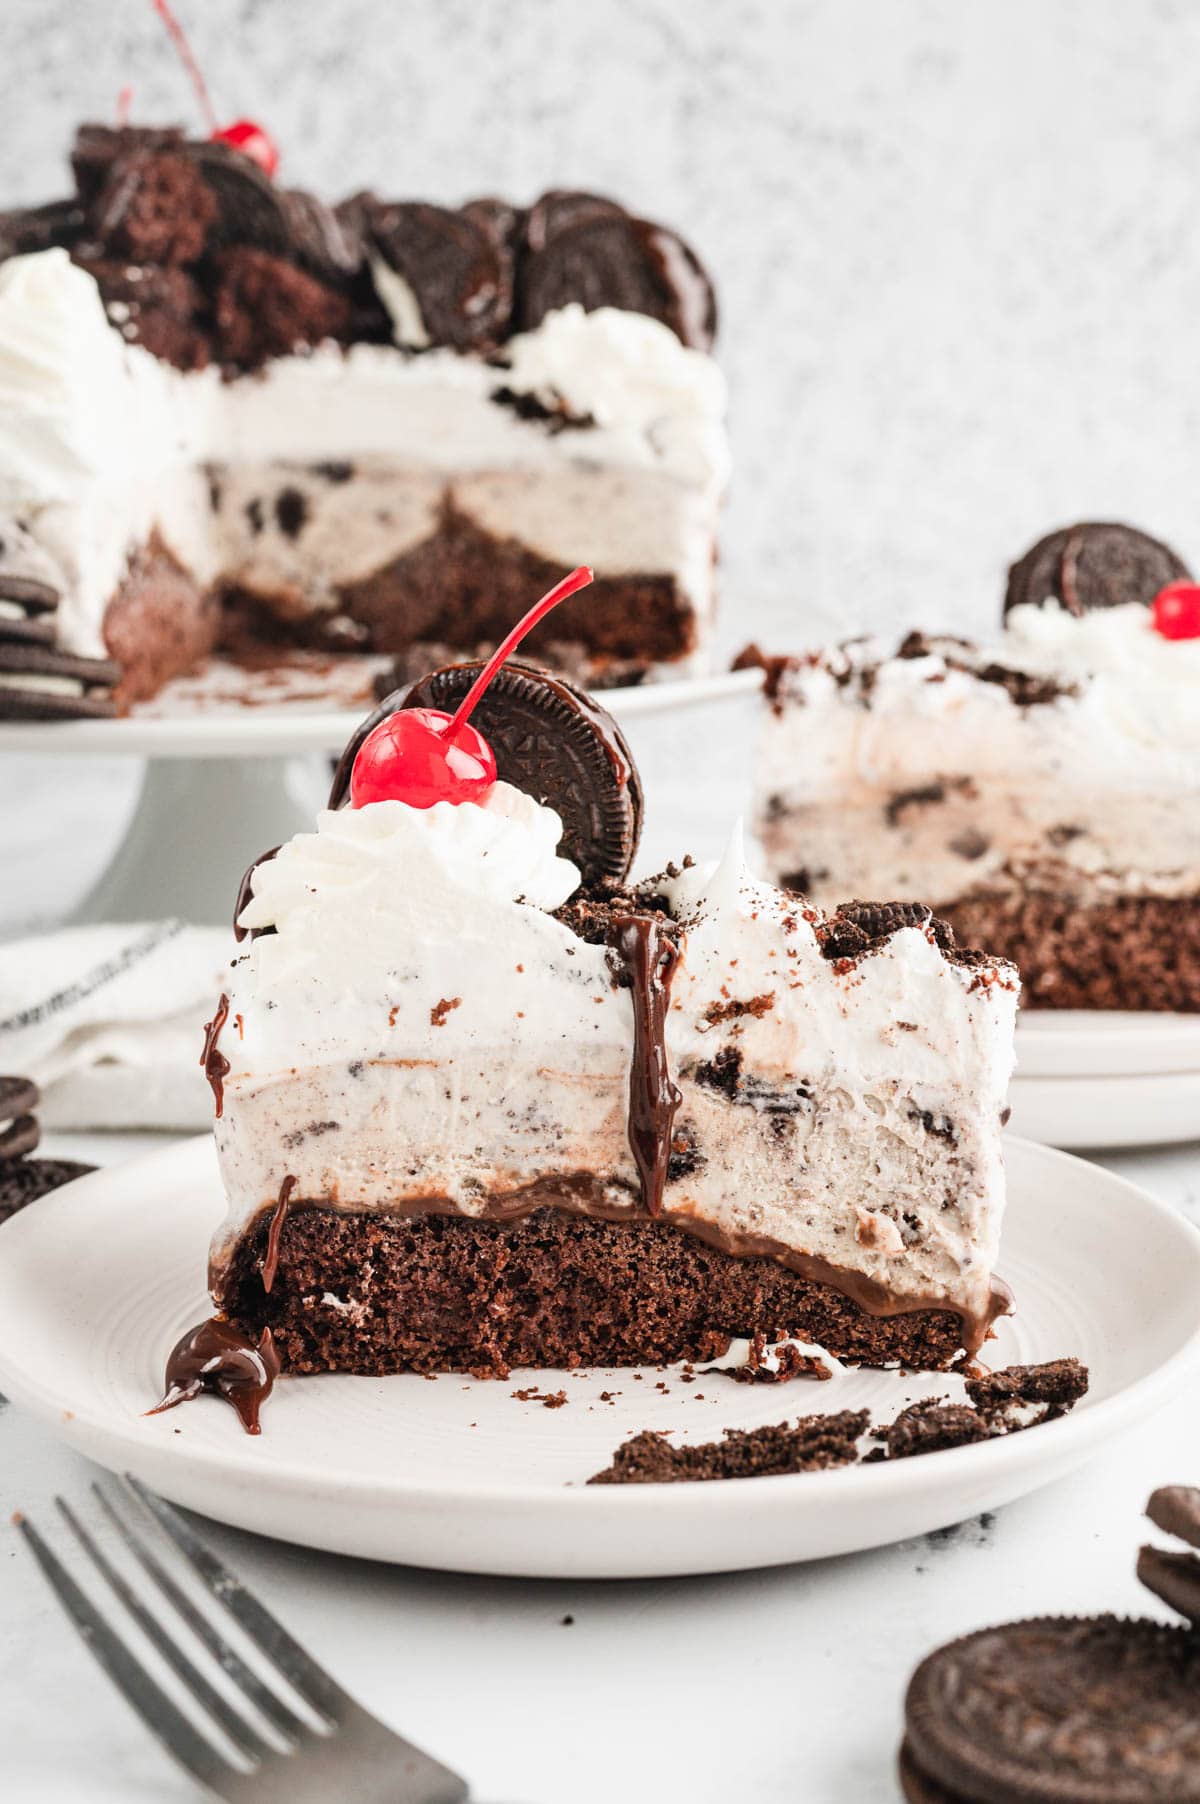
[87,149,217,266]
[1146,1485,1200,1551]
[1005,521,1190,619]
[185,139,293,256]
[588,1409,869,1484]
[519,202,717,350]
[211,247,351,367]
[817,900,955,965]
[71,123,185,207]
[365,199,514,351]
[0,1158,96,1226]
[330,658,643,891]
[904,1617,1200,1804]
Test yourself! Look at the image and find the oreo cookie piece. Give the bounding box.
[329,659,643,891]
[522,189,626,253]
[518,203,717,350]
[0,575,59,612]
[185,140,293,258]
[71,123,185,208]
[0,641,120,721]
[1138,1484,1200,1628]
[0,1076,40,1164]
[365,200,513,351]
[902,1616,1200,1804]
[1004,522,1190,618]
[0,1116,39,1162]
[0,1076,40,1122]
[0,199,84,263]
[0,1158,96,1227]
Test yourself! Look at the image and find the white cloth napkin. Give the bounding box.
[0,921,229,1131]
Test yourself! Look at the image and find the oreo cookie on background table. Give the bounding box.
[1004,521,1190,618]
[1138,1482,1200,1628]
[0,1073,94,1228]
[0,1075,40,1163]
[900,1616,1200,1804]
[329,658,643,891]
[0,572,59,647]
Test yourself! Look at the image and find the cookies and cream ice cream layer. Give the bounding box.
[0,251,728,666]
[752,605,1200,907]
[210,792,1018,1338]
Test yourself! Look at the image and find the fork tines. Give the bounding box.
[17,1475,469,1803]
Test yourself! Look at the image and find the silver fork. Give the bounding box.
[17,1474,470,1804]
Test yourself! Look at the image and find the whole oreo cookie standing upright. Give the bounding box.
[901,1616,1200,1803]
[1005,522,1191,618]
[517,190,717,351]
[329,659,643,891]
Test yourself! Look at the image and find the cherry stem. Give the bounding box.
[152,0,219,135]
[448,566,594,739]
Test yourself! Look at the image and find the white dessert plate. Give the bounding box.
[0,660,765,758]
[1010,1011,1200,1149]
[1,1136,1197,1579]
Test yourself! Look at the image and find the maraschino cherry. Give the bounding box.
[350,566,595,810]
[1151,580,1200,642]
[151,0,280,176]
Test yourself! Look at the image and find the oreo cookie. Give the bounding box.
[1004,522,1190,618]
[1138,1483,1200,1628]
[364,200,514,351]
[518,198,717,350]
[902,1616,1200,1804]
[0,1158,96,1227]
[0,639,120,721]
[329,659,643,891]
[0,1076,40,1164]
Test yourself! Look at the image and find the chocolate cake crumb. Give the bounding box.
[430,996,462,1027]
[702,991,775,1026]
[710,1342,832,1384]
[965,1357,1089,1424]
[588,1409,869,1485]
[886,1399,992,1460]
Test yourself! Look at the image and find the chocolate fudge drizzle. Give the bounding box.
[259,1173,297,1294]
[610,915,681,1218]
[149,1318,280,1435]
[232,845,280,942]
[200,992,231,1117]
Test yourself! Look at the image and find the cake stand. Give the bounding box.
[0,658,766,926]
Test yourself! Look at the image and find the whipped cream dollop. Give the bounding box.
[238,783,581,935]
[502,303,727,431]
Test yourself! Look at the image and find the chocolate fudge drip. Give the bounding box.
[232,845,280,942]
[259,1174,297,1294]
[200,992,230,1117]
[149,1317,280,1436]
[609,914,682,1218]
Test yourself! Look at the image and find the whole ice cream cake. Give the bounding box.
[178,585,1019,1422]
[742,522,1200,1011]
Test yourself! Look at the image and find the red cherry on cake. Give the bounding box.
[151,2,279,176]
[1151,580,1200,641]
[350,709,497,809]
[211,118,279,177]
[349,565,595,810]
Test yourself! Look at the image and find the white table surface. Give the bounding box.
[0,1127,1195,1804]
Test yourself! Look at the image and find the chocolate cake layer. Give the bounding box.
[939,891,1200,1012]
[102,536,219,706]
[217,1203,976,1379]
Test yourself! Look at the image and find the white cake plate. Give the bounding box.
[0,1134,1196,1579]
[1010,1011,1200,1150]
[0,660,765,926]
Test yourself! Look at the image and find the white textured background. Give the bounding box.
[5,0,1200,922]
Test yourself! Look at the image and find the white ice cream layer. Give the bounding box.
[0,252,729,661]
[212,806,1017,1331]
[753,607,1200,904]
